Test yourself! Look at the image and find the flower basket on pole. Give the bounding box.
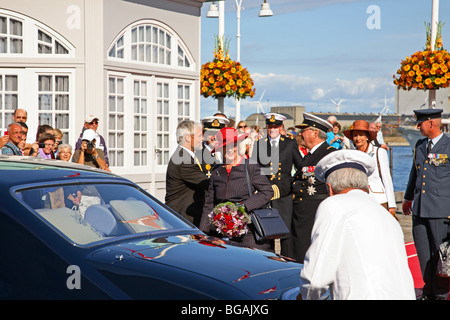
[201,38,256,113]
[393,22,450,107]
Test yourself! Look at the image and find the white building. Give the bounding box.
[0,0,206,200]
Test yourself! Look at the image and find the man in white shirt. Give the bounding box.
[298,150,415,300]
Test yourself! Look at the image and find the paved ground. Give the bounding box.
[397,212,413,243]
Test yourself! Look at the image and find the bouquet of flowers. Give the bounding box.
[394,22,450,90]
[208,202,251,238]
[200,37,256,100]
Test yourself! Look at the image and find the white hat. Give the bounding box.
[296,112,333,133]
[201,116,230,131]
[314,150,376,182]
[81,129,97,142]
[84,115,99,123]
[264,113,286,125]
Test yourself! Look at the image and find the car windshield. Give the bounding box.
[16,183,193,245]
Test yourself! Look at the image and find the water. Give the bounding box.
[391,146,413,192]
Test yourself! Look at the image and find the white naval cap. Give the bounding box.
[314,150,376,182]
[201,116,230,131]
[295,112,333,133]
[264,113,286,125]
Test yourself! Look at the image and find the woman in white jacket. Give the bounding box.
[343,120,397,219]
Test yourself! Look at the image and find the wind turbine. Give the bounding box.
[249,90,266,126]
[376,96,391,123]
[330,98,344,113]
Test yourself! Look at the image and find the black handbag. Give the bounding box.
[244,160,289,241]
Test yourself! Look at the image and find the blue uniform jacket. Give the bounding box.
[404,134,450,218]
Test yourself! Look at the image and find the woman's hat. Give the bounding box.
[343,120,377,142]
[212,127,248,152]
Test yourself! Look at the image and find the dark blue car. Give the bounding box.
[0,156,301,299]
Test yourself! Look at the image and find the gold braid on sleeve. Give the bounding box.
[270,184,280,200]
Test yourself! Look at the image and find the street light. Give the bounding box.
[206,0,273,123]
[259,0,273,17]
[206,2,219,18]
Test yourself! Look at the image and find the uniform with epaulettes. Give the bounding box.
[289,112,336,263]
[404,108,450,299]
[251,113,303,257]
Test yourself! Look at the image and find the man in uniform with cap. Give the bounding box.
[198,115,230,176]
[298,150,415,300]
[402,108,450,300]
[250,112,303,257]
[290,112,336,263]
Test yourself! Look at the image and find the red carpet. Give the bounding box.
[405,241,424,296]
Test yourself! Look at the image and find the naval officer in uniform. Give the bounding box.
[290,113,336,263]
[402,108,450,300]
[250,113,303,257]
[197,116,230,178]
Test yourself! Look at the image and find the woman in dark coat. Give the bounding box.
[199,127,274,251]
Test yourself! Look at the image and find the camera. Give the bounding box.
[86,141,94,151]
[38,143,46,148]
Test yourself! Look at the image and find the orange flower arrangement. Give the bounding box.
[394,22,450,90]
[201,38,256,100]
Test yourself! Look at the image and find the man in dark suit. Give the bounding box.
[402,108,450,300]
[290,112,336,263]
[165,120,210,227]
[251,113,303,257]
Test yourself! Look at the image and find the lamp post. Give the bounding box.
[206,0,273,121]
[428,0,439,108]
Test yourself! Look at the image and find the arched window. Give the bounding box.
[108,20,194,70]
[0,9,74,57]
[0,9,75,144]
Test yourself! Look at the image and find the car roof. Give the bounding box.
[0,155,127,188]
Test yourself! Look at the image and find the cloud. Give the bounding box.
[200,71,396,119]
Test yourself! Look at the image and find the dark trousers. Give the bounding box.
[413,215,450,298]
[290,197,324,263]
[271,195,293,258]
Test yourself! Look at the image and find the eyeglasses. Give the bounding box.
[300,127,313,134]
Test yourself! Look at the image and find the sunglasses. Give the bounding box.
[89,121,99,125]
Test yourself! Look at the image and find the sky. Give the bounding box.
[199,0,450,120]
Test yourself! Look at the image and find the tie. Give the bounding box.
[427,140,432,154]
[271,140,277,148]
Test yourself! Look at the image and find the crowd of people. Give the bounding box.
[2,106,448,300]
[0,109,110,172]
[164,110,449,300]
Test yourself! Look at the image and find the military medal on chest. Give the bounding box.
[205,164,212,178]
[428,153,449,166]
[301,166,317,195]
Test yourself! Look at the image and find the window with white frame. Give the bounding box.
[133,79,149,166]
[37,29,69,55]
[0,16,23,54]
[0,9,74,57]
[156,82,170,166]
[0,74,18,128]
[108,77,125,167]
[177,84,191,122]
[107,20,193,70]
[37,74,71,142]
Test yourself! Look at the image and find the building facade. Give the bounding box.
[0,0,205,201]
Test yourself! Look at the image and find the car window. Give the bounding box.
[16,183,192,245]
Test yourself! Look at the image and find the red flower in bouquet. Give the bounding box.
[208,202,251,238]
